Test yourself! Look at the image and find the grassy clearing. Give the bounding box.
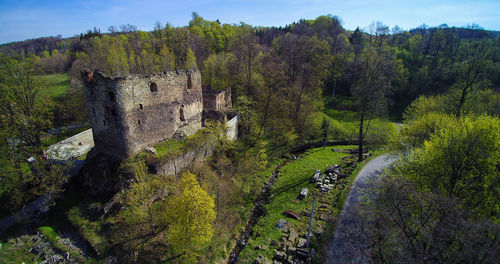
[38,73,71,99]
[0,236,42,263]
[317,109,398,144]
[322,108,359,123]
[238,146,355,262]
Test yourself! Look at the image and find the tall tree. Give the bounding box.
[232,25,260,97]
[110,169,215,263]
[0,55,53,150]
[454,39,491,118]
[0,55,65,215]
[351,24,392,161]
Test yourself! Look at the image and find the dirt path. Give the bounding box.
[326,154,396,264]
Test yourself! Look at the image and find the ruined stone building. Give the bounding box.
[82,69,233,159]
[202,86,233,121]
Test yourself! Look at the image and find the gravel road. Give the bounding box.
[326,153,397,264]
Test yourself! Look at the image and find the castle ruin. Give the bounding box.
[81,69,232,159]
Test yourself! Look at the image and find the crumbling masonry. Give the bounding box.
[82,69,232,159]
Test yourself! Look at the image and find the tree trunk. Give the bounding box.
[456,84,469,119]
[358,112,364,162]
[247,55,252,97]
[257,88,273,140]
[331,79,337,99]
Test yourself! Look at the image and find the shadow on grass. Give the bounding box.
[271,178,310,197]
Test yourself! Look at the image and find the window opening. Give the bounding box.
[186,73,192,89]
[150,82,158,92]
[179,107,185,121]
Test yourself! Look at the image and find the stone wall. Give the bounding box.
[154,115,238,176]
[45,129,94,160]
[202,86,232,111]
[155,145,213,176]
[82,70,203,159]
[226,115,238,141]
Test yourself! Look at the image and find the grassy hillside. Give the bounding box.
[38,73,71,99]
[238,146,355,262]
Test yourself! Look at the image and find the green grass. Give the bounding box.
[38,226,87,263]
[317,110,398,144]
[0,236,42,263]
[42,125,91,147]
[38,226,59,243]
[323,108,359,122]
[66,206,108,255]
[237,146,392,263]
[153,125,213,159]
[38,73,71,99]
[155,137,188,158]
[238,146,354,262]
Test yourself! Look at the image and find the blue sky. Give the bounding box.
[1,0,499,44]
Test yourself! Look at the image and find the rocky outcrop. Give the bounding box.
[77,148,133,199]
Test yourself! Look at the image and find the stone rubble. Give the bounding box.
[299,188,308,198]
[254,253,272,264]
[311,165,342,193]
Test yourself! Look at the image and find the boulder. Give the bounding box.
[310,170,321,183]
[319,214,328,221]
[325,164,341,174]
[287,246,296,255]
[276,219,288,229]
[337,173,348,179]
[144,146,157,155]
[254,254,272,264]
[274,250,287,262]
[289,231,298,243]
[255,244,269,250]
[330,174,338,182]
[298,188,308,198]
[297,238,307,248]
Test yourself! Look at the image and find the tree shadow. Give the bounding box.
[271,178,310,197]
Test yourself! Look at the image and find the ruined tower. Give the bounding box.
[82,69,203,159]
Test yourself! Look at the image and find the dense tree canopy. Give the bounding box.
[1,13,499,263]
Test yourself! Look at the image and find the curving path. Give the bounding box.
[326,153,397,264]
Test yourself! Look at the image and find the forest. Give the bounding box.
[0,12,499,263]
